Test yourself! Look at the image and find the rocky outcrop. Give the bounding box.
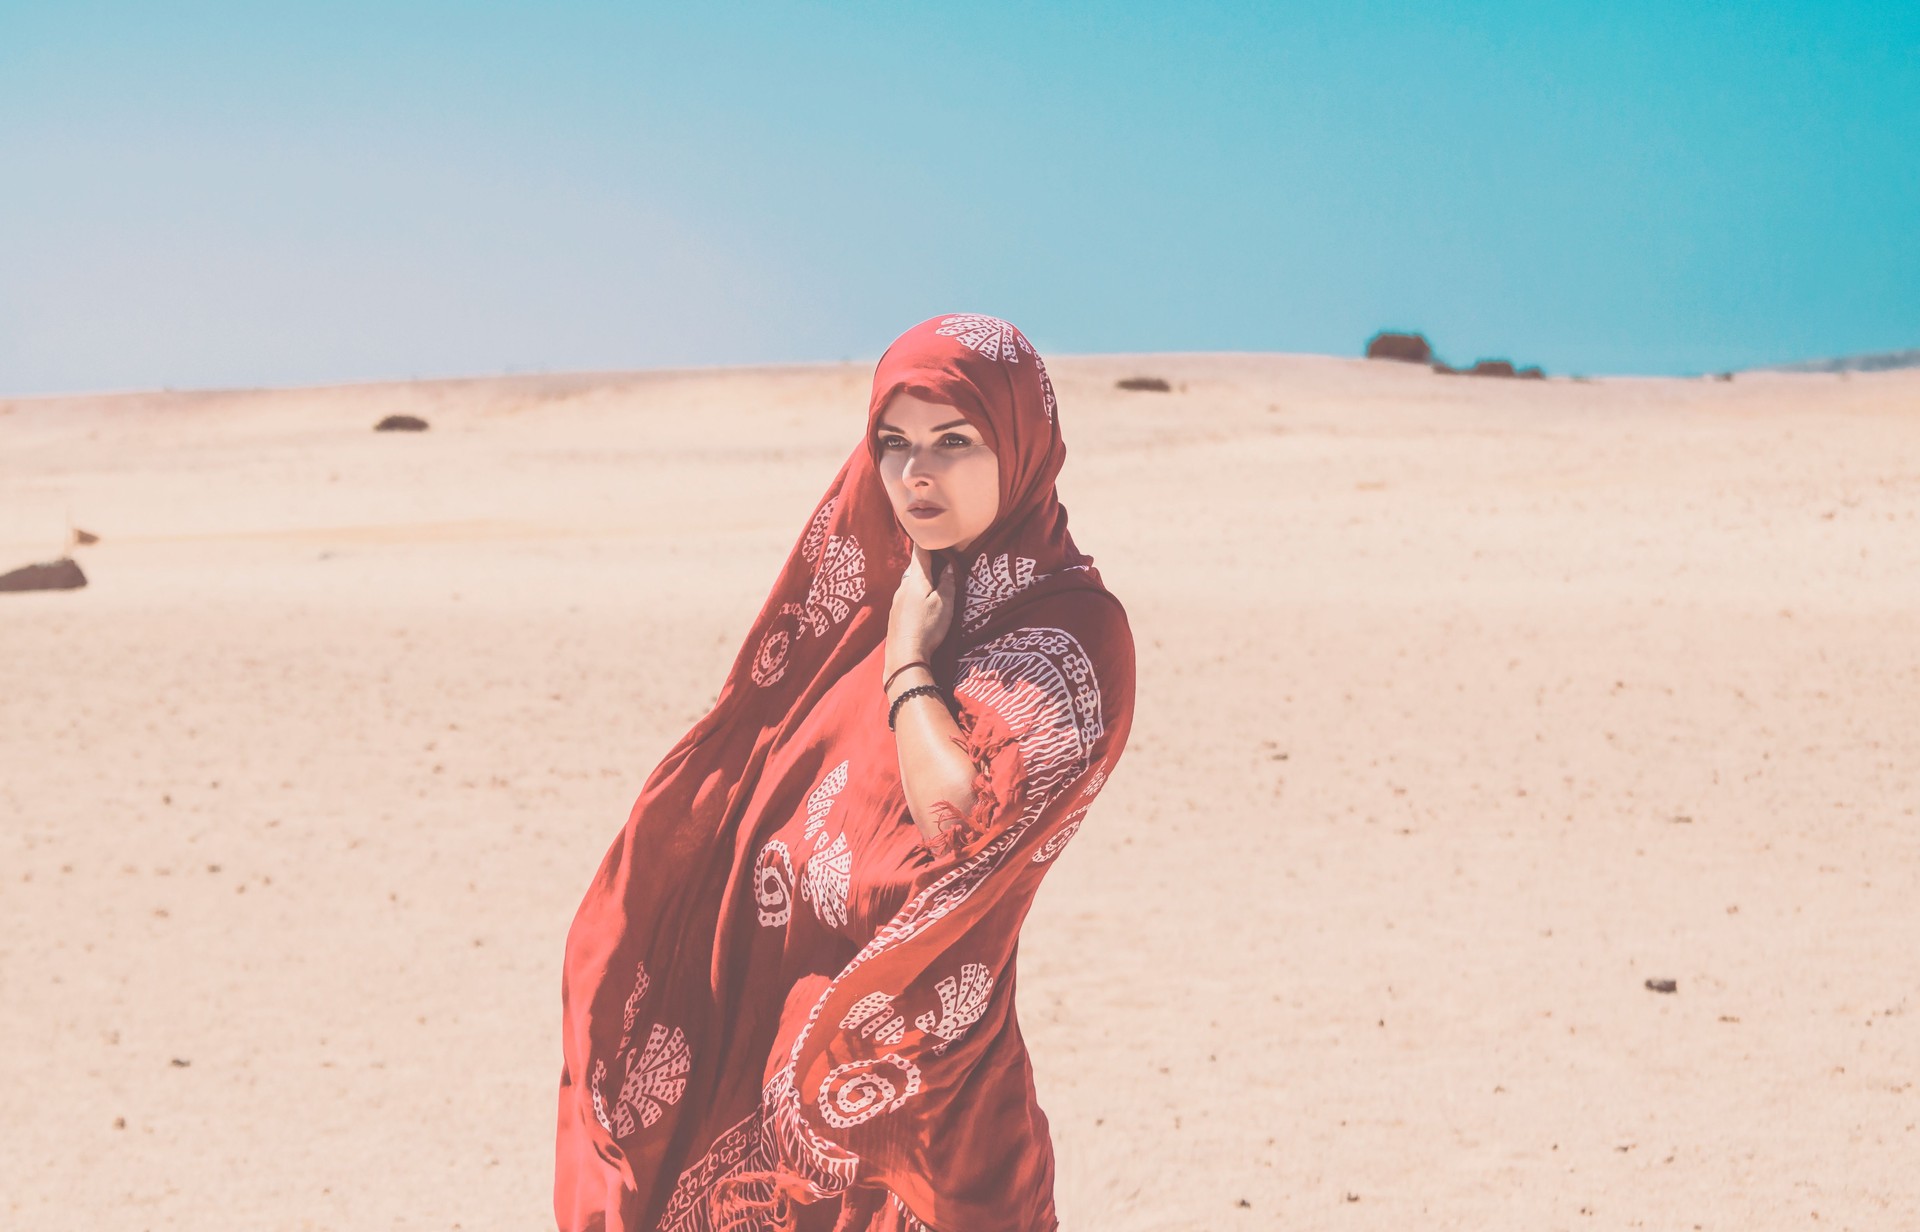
[1373,330,1547,378]
[1115,377,1171,392]
[375,415,430,432]
[1432,357,1548,379]
[0,557,87,592]
[1365,332,1434,364]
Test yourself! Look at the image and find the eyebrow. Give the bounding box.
[874,419,973,434]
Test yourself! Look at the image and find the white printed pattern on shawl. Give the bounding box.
[804,759,849,845]
[751,498,867,687]
[589,960,659,1134]
[800,830,852,929]
[934,314,1058,423]
[590,1058,611,1134]
[1032,768,1107,863]
[754,839,794,928]
[952,627,1103,796]
[757,625,1107,1192]
[619,960,651,1032]
[963,552,1035,633]
[817,1053,923,1129]
[794,536,866,636]
[798,763,853,925]
[592,1021,691,1137]
[840,990,907,1045]
[799,496,836,565]
[656,1107,777,1232]
[961,552,1097,635]
[1031,803,1090,864]
[935,314,1026,362]
[891,1193,937,1232]
[915,962,994,1053]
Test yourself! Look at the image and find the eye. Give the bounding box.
[877,433,907,450]
[940,433,973,448]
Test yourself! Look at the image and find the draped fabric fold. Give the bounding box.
[557,315,1136,1232]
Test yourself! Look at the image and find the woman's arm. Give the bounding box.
[884,545,979,844]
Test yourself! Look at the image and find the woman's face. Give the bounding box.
[874,392,1000,554]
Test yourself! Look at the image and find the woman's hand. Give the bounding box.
[885,543,957,678]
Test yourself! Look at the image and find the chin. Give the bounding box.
[899,516,967,553]
[904,528,957,552]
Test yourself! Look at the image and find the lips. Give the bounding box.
[906,502,945,515]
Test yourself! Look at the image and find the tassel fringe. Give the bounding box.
[709,1169,813,1232]
[944,711,1015,860]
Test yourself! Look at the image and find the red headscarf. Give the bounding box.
[557,314,1136,1232]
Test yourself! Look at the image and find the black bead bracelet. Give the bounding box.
[887,683,948,731]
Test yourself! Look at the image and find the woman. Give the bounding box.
[556,313,1137,1232]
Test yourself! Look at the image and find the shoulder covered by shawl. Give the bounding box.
[928,586,1136,868]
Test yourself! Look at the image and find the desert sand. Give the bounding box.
[3,355,1916,1231]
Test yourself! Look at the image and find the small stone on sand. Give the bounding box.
[0,557,87,593]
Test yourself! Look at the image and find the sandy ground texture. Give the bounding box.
[3,355,1917,1232]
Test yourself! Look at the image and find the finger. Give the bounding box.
[911,543,936,592]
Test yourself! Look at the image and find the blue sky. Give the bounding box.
[2,1,1915,394]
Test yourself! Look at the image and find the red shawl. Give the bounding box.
[556,314,1137,1232]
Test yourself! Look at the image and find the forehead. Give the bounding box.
[876,391,974,430]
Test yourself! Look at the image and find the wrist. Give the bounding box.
[885,644,929,675]
[887,682,949,731]
[883,660,936,695]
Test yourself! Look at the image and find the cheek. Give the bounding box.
[965,455,1001,522]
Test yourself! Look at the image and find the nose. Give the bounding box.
[900,444,935,484]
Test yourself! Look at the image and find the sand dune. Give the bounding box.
[3,356,1917,1230]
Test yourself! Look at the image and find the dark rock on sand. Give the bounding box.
[1115,377,1172,392]
[0,557,88,593]
[1644,978,1678,994]
[1366,332,1434,364]
[1435,358,1548,379]
[375,415,430,432]
[73,528,101,545]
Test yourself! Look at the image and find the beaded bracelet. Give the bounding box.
[882,660,933,693]
[887,683,948,731]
